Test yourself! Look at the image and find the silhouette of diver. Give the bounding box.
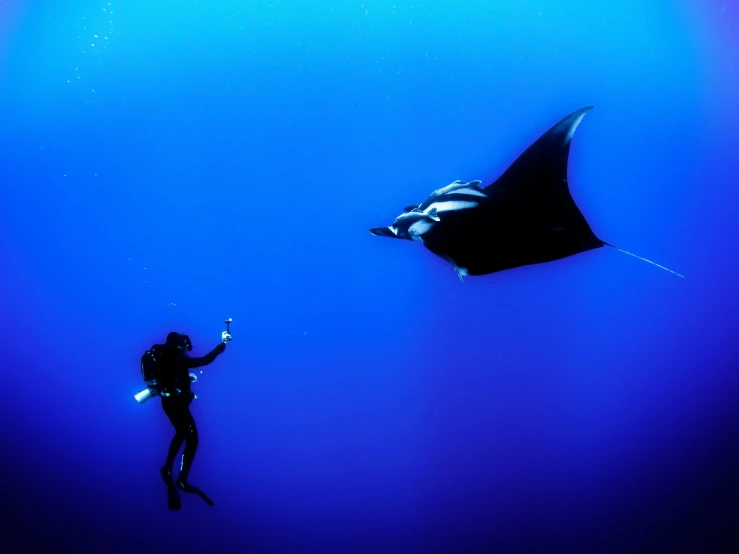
[153,331,229,511]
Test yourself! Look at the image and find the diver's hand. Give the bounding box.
[221,331,232,343]
[189,373,198,383]
[215,342,226,354]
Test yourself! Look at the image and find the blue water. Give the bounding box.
[1,1,738,553]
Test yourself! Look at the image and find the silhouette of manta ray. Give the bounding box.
[370,106,684,281]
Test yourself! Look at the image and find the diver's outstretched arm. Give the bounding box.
[185,342,226,369]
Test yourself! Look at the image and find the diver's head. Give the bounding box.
[166,332,192,354]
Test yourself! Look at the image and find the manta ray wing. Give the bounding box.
[421,107,604,275]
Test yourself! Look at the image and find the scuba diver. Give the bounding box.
[138,323,232,511]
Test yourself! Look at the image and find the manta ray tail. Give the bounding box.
[602,242,685,278]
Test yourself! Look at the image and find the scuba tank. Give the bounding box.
[134,347,164,404]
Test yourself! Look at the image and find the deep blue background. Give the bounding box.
[1,1,738,553]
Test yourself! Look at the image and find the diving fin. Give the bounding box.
[176,479,214,507]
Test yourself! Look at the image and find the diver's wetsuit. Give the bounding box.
[156,342,226,487]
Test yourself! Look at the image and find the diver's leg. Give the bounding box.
[174,404,213,506]
[159,398,187,511]
[161,398,187,473]
[165,433,186,473]
[176,407,198,484]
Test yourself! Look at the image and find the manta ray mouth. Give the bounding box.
[369,227,398,238]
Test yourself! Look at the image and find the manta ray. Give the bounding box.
[370,106,684,281]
